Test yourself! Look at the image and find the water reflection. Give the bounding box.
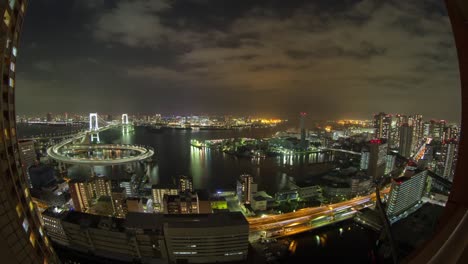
[66,126,334,194]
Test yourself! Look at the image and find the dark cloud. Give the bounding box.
[15,0,460,122]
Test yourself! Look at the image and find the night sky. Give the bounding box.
[16,0,460,121]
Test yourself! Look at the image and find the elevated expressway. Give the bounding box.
[47,125,154,166]
[247,188,390,241]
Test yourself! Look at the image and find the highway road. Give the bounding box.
[247,188,390,240]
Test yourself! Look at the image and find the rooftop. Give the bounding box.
[125,212,248,229]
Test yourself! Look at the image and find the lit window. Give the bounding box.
[12,46,17,57]
[3,10,10,27]
[10,62,15,72]
[16,204,22,217]
[22,218,29,232]
[29,232,36,247]
[9,0,15,9]
[9,78,14,88]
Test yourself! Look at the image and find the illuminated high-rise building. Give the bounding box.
[390,114,407,148]
[387,169,428,218]
[444,124,460,142]
[408,114,423,151]
[69,180,92,212]
[429,120,447,140]
[93,177,112,198]
[373,112,392,140]
[236,174,257,204]
[399,123,414,158]
[0,2,57,262]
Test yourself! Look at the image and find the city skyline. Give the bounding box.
[16,0,461,121]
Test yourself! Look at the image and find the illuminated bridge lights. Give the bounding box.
[48,144,155,166]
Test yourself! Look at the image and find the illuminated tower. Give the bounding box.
[373,112,392,140]
[0,1,57,262]
[300,112,307,150]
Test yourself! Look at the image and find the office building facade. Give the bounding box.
[0,1,57,262]
[399,123,414,158]
[387,169,428,217]
[237,174,257,204]
[18,139,36,188]
[367,139,388,180]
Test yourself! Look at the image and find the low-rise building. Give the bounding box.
[46,210,249,264]
[251,196,267,211]
[163,192,199,214]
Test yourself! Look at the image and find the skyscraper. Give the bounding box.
[390,114,407,148]
[409,114,423,152]
[237,174,257,204]
[69,179,92,212]
[373,112,392,140]
[386,169,428,218]
[93,177,112,198]
[399,123,414,158]
[367,139,388,180]
[18,139,37,188]
[430,120,447,140]
[0,3,56,262]
[442,140,458,181]
[0,3,55,262]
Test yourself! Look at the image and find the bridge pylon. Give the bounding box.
[122,114,129,125]
[89,113,99,131]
